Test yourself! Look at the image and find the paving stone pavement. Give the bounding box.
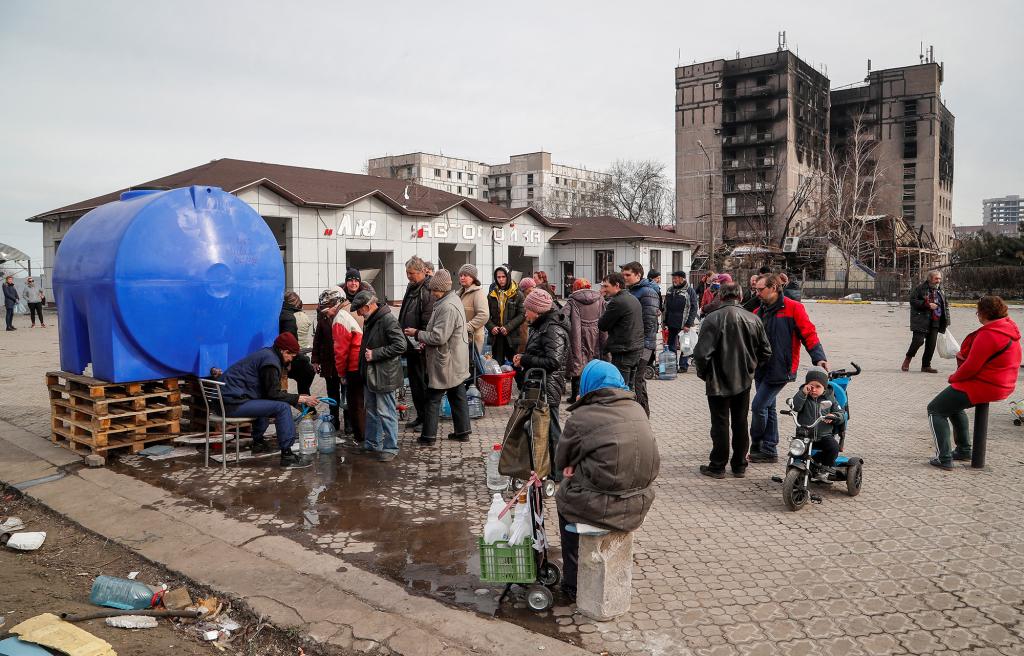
[2,303,1023,656]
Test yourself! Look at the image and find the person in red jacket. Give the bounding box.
[331,298,364,444]
[927,295,1022,470]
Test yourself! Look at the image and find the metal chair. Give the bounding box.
[197,378,255,469]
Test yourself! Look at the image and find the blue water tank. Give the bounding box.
[53,186,284,382]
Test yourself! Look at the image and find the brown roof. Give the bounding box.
[550,215,694,244]
[27,158,556,226]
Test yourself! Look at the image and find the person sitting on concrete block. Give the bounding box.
[554,359,660,603]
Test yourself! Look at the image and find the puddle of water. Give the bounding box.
[111,441,570,639]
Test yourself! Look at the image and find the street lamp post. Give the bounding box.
[696,139,714,271]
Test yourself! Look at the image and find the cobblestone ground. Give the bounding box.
[2,303,1023,656]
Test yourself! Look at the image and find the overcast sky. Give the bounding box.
[2,0,1021,268]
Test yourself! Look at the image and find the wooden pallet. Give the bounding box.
[47,371,185,460]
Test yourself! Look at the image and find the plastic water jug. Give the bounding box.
[657,350,678,380]
[298,416,317,455]
[467,384,484,419]
[483,493,510,544]
[486,444,508,491]
[316,412,336,454]
[52,186,283,382]
[89,575,160,610]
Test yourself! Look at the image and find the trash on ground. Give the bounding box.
[145,446,199,461]
[0,636,53,656]
[105,615,158,629]
[5,532,46,551]
[0,517,26,533]
[137,444,175,457]
[217,616,241,632]
[202,629,222,641]
[161,586,193,610]
[842,293,863,301]
[186,597,222,618]
[9,613,115,656]
[126,571,139,580]
[90,574,163,610]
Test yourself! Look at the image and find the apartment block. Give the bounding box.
[830,62,955,251]
[982,195,1022,235]
[367,151,610,218]
[366,153,489,200]
[675,50,830,246]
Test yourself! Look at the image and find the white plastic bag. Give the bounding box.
[681,330,695,357]
[937,330,960,360]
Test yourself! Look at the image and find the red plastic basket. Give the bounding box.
[478,371,516,406]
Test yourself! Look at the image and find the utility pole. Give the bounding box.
[697,139,714,271]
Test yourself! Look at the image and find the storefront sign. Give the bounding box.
[331,214,378,238]
[410,220,542,243]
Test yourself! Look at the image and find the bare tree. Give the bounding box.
[820,114,886,294]
[600,159,674,226]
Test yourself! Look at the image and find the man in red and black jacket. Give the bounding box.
[748,273,830,462]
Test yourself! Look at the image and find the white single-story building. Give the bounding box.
[27,158,695,304]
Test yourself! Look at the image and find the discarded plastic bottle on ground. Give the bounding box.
[486,444,508,491]
[467,384,484,419]
[316,412,336,454]
[89,575,160,610]
[298,416,317,455]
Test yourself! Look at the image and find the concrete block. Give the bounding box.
[576,530,634,621]
[84,454,105,467]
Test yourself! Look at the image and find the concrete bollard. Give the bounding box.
[971,403,989,469]
[576,530,633,621]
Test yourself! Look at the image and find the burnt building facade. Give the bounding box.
[675,50,829,250]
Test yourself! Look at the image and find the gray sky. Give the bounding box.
[2,0,1021,267]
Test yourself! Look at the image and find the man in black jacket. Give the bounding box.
[902,270,950,374]
[352,291,407,461]
[598,272,644,389]
[692,283,772,478]
[621,262,660,416]
[514,289,570,465]
[664,271,699,372]
[397,256,435,429]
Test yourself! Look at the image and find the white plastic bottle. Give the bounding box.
[298,416,317,455]
[486,444,508,491]
[507,490,531,545]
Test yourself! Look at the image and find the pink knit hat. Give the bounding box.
[523,289,553,314]
[518,277,537,293]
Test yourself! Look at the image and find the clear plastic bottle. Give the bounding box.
[89,575,160,610]
[316,412,336,454]
[467,384,484,419]
[298,416,317,455]
[486,444,508,491]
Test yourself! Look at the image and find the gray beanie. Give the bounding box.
[427,269,452,292]
[458,264,479,281]
[805,366,829,388]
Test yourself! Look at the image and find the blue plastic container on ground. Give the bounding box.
[52,186,284,382]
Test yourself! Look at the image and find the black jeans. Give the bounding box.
[406,350,428,422]
[609,351,641,393]
[421,384,471,440]
[629,348,653,417]
[906,328,939,368]
[4,306,13,329]
[323,374,342,430]
[666,327,691,370]
[288,354,315,395]
[707,389,751,473]
[28,302,44,325]
[557,513,579,597]
[814,435,841,468]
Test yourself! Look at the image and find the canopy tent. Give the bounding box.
[0,242,32,268]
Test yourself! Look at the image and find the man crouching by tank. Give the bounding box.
[554,360,660,602]
[221,332,319,468]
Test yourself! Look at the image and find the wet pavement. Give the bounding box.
[110,423,572,641]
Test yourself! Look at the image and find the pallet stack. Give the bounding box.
[47,371,184,461]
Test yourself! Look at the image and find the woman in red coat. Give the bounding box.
[927,296,1021,470]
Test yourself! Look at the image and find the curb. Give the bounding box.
[0,419,590,656]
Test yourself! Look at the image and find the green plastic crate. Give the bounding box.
[478,537,536,584]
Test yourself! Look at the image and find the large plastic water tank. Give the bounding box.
[53,186,284,382]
